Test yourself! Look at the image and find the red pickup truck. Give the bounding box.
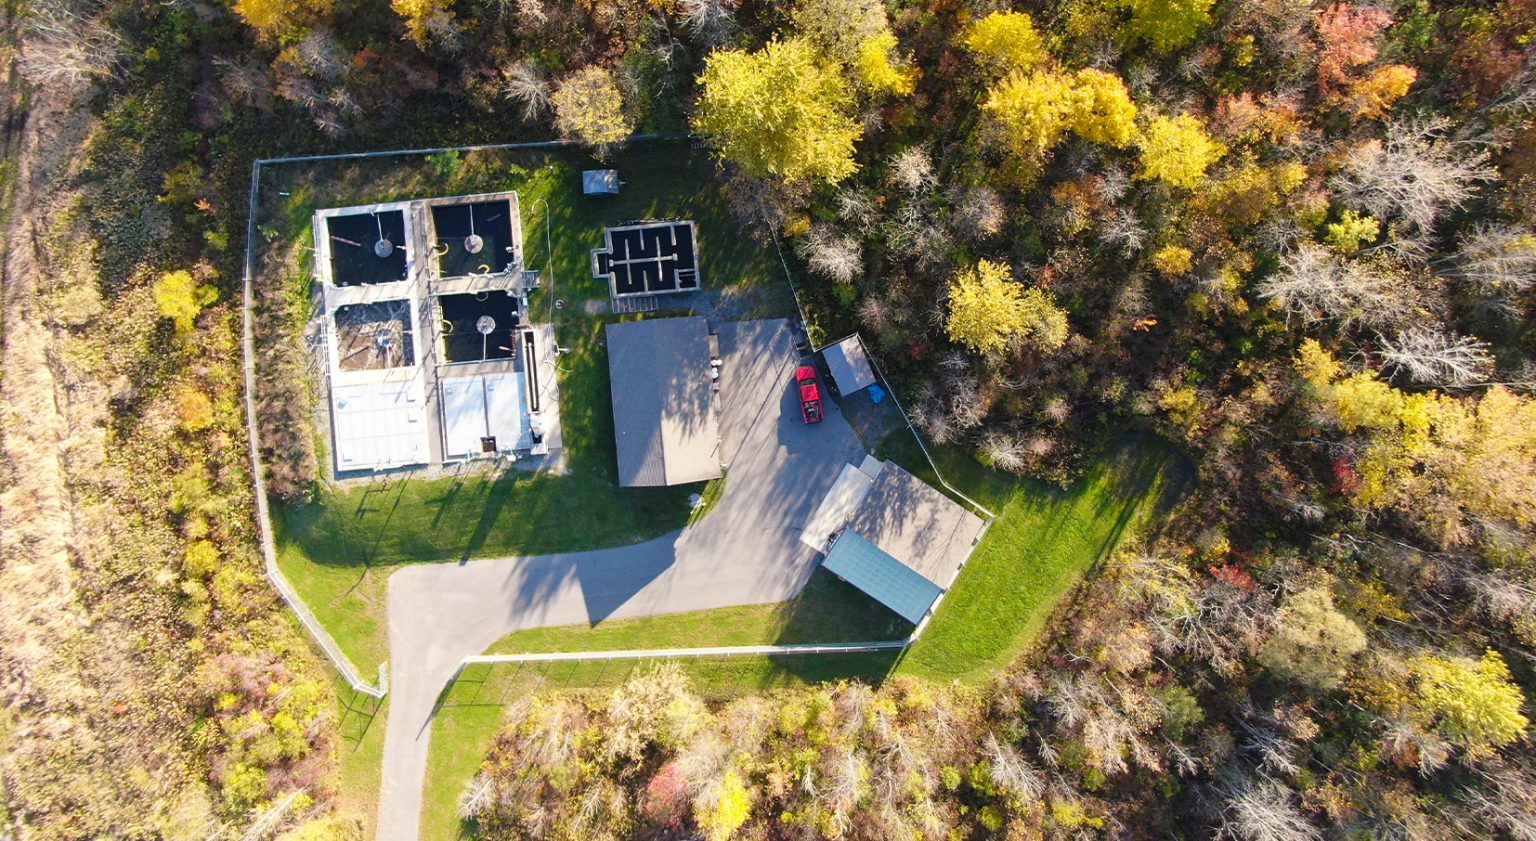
[796,365,823,424]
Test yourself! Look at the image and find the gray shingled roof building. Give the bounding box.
[606,317,723,487]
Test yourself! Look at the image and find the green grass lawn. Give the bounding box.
[333,683,388,839]
[890,433,1191,683]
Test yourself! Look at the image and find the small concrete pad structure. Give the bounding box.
[809,458,987,623]
[822,334,877,395]
[799,455,884,552]
[606,316,723,487]
[582,169,621,195]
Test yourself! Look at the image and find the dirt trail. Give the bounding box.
[0,63,91,694]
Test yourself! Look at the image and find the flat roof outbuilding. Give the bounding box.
[823,335,877,394]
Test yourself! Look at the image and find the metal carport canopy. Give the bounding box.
[821,530,942,625]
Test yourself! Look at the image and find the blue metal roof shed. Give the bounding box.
[822,531,943,625]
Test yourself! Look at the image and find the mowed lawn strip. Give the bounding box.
[896,437,1188,683]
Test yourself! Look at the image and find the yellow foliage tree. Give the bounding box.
[1424,385,1536,530]
[694,770,752,841]
[552,66,633,149]
[694,39,863,184]
[1324,210,1380,254]
[961,11,1048,73]
[392,0,455,46]
[856,32,917,95]
[792,0,890,63]
[985,68,1137,165]
[1067,68,1139,147]
[1259,585,1367,688]
[946,260,1069,355]
[1295,340,1536,543]
[1135,114,1226,188]
[1019,288,1070,351]
[1193,159,1306,228]
[1121,0,1215,52]
[1152,244,1194,277]
[984,69,1078,162]
[1410,651,1529,757]
[1346,64,1417,120]
[947,259,1029,354]
[153,270,217,337]
[175,387,216,432]
[233,0,332,36]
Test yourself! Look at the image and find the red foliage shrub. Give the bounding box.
[1315,4,1394,95]
[1330,456,1362,495]
[642,762,689,831]
[1208,564,1257,591]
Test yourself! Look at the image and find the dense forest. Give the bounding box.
[2,0,1535,837]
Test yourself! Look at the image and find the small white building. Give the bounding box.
[582,170,621,196]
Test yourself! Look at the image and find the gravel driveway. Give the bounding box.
[375,319,867,839]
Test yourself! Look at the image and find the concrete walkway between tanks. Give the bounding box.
[374,320,867,840]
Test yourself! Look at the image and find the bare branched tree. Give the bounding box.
[1331,120,1496,239]
[19,0,122,90]
[984,735,1046,799]
[798,224,862,284]
[1377,327,1494,388]
[889,147,937,194]
[1380,720,1453,776]
[1100,207,1147,256]
[980,432,1027,473]
[459,773,495,820]
[835,187,881,231]
[856,295,894,332]
[502,60,552,121]
[1464,762,1536,841]
[216,58,272,108]
[1257,244,1409,329]
[1096,166,1132,203]
[1439,224,1536,297]
[1216,776,1324,841]
[1133,554,1271,676]
[948,184,1006,242]
[679,0,736,46]
[294,28,345,81]
[1463,569,1536,646]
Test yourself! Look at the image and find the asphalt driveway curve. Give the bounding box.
[374,319,867,839]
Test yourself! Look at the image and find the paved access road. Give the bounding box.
[375,320,867,839]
